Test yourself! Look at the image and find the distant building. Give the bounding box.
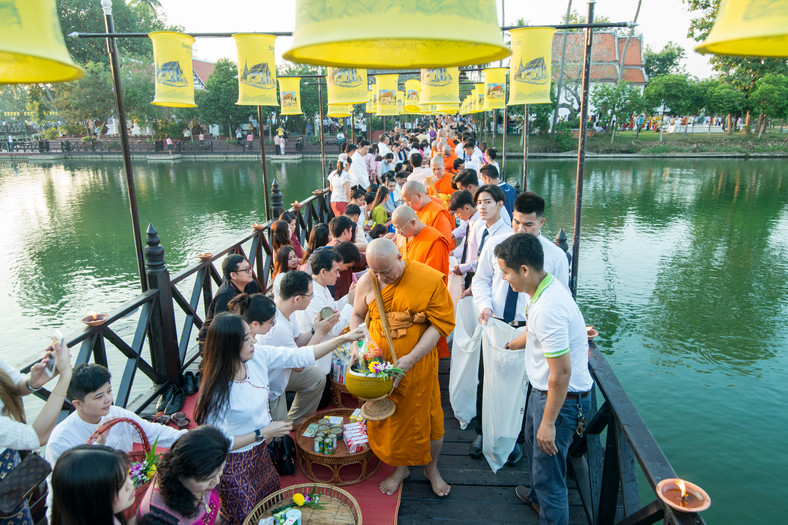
[192,59,216,90]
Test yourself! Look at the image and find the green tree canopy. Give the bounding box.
[591,82,646,123]
[644,41,686,78]
[748,74,788,119]
[52,61,115,136]
[706,83,746,117]
[196,59,256,137]
[643,74,698,115]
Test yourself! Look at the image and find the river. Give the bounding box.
[1,156,786,523]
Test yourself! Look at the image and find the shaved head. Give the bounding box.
[442,145,452,155]
[401,181,430,211]
[392,205,418,224]
[430,155,443,168]
[366,238,405,285]
[367,238,400,260]
[401,181,427,198]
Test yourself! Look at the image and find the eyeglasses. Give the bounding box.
[234,267,253,274]
[395,219,413,233]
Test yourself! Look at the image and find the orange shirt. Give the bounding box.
[366,261,455,466]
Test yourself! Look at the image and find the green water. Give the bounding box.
[1,156,786,523]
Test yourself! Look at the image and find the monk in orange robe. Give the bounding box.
[425,155,456,199]
[441,144,459,175]
[401,181,455,250]
[351,239,455,497]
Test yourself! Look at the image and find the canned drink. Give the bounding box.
[313,437,322,454]
[320,437,331,455]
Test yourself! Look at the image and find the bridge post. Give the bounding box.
[144,224,182,386]
[271,179,284,219]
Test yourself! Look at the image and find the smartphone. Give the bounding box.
[45,330,63,378]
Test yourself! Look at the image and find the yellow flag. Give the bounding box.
[376,74,398,116]
[327,67,368,104]
[695,0,788,57]
[404,79,421,113]
[327,104,352,118]
[233,34,278,106]
[278,77,302,115]
[397,90,405,114]
[150,32,197,108]
[508,28,555,105]
[420,67,460,104]
[475,83,485,113]
[366,85,377,114]
[483,67,507,109]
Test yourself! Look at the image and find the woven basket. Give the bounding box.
[86,417,152,520]
[243,482,362,525]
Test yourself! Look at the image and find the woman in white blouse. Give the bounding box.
[193,299,364,524]
[328,156,352,216]
[1,341,72,523]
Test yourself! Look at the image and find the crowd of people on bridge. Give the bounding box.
[1,116,593,525]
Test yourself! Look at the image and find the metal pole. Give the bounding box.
[102,0,146,292]
[366,114,371,142]
[522,104,529,191]
[570,0,595,298]
[501,105,507,178]
[317,74,327,188]
[552,0,573,135]
[257,106,270,221]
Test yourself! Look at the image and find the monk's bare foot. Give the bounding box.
[424,465,451,497]
[379,466,409,495]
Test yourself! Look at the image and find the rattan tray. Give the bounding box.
[243,483,361,525]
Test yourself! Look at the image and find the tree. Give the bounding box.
[686,0,788,93]
[707,83,746,135]
[749,74,788,121]
[644,42,686,78]
[53,61,115,136]
[196,59,256,137]
[528,82,558,134]
[643,74,698,116]
[590,82,646,142]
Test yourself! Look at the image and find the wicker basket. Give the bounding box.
[243,483,362,525]
[86,417,152,520]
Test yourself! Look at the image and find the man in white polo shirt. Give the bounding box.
[494,233,593,525]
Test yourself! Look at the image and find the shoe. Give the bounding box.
[506,443,523,466]
[469,435,483,458]
[157,385,186,415]
[515,485,540,514]
[156,384,175,412]
[183,371,197,395]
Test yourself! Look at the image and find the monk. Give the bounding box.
[441,144,459,175]
[350,239,455,497]
[391,207,451,358]
[401,181,455,248]
[426,155,456,198]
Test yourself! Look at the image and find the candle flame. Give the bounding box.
[87,311,97,320]
[677,479,687,499]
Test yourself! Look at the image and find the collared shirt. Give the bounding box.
[406,166,432,184]
[525,273,594,392]
[256,308,302,399]
[539,233,570,290]
[294,280,354,374]
[378,142,392,157]
[452,211,482,273]
[364,152,377,177]
[350,151,369,190]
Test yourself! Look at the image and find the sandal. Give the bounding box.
[171,411,191,430]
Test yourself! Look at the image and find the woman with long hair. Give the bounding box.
[369,185,391,228]
[193,310,363,524]
[138,426,229,525]
[328,155,352,216]
[51,445,134,525]
[270,220,292,255]
[270,246,298,300]
[300,224,329,270]
[278,212,303,258]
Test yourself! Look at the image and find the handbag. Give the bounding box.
[267,435,296,476]
[0,452,51,517]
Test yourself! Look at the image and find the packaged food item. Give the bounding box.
[350,408,363,423]
[326,416,344,426]
[302,423,319,438]
[313,437,323,454]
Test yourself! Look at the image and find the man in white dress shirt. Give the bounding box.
[260,271,340,424]
[348,143,370,191]
[462,139,484,173]
[454,169,511,226]
[406,151,432,184]
[447,189,481,287]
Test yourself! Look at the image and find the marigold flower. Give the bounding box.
[293,493,305,506]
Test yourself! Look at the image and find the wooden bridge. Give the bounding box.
[22,185,705,525]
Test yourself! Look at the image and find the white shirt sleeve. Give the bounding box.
[263,344,316,370]
[115,407,186,448]
[0,415,40,450]
[472,242,496,314]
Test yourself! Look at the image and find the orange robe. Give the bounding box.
[443,152,459,174]
[417,199,454,244]
[366,261,455,466]
[434,173,456,196]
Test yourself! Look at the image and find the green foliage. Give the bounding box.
[43,128,60,140]
[590,82,646,126]
[749,74,788,119]
[122,64,157,125]
[705,83,746,117]
[53,61,115,136]
[195,59,256,136]
[644,42,686,78]
[528,82,558,134]
[643,74,699,115]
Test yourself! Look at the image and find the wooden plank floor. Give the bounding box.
[397,358,589,524]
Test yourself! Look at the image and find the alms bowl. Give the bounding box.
[344,367,394,400]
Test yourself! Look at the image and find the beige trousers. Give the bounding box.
[269,365,326,425]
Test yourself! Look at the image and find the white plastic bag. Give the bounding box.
[481,319,528,473]
[448,296,482,429]
[445,256,463,345]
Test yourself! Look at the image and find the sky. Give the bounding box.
[153,0,715,78]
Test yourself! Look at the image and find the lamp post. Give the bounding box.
[101,0,147,292]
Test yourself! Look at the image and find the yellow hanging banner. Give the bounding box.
[418,103,435,115]
[404,79,421,113]
[420,67,459,104]
[278,77,303,115]
[327,104,352,118]
[508,28,555,106]
[365,85,377,114]
[0,0,85,84]
[150,32,197,108]
[695,0,788,57]
[376,74,398,116]
[435,103,459,114]
[483,67,507,109]
[233,33,278,106]
[474,83,485,113]
[397,90,405,114]
[327,67,368,104]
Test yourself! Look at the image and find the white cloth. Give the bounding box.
[448,296,482,430]
[377,142,391,157]
[329,170,350,203]
[294,281,353,374]
[406,166,432,184]
[350,151,369,190]
[255,309,302,399]
[524,273,594,392]
[205,342,315,453]
[0,357,39,450]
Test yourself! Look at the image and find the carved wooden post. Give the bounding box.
[144,224,182,386]
[271,179,284,219]
[555,228,572,287]
[513,179,522,195]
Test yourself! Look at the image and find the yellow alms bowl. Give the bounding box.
[344,368,394,400]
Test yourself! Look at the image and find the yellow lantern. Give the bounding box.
[436,103,459,114]
[420,67,460,105]
[508,28,555,106]
[695,0,788,57]
[278,77,303,115]
[327,104,352,118]
[376,74,398,116]
[233,33,278,106]
[283,0,510,68]
[327,67,368,104]
[475,83,485,113]
[0,0,85,84]
[150,31,197,108]
[403,79,421,113]
[483,67,507,110]
[418,103,435,115]
[397,90,405,114]
[365,85,377,114]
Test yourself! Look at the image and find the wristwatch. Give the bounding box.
[254,429,264,442]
